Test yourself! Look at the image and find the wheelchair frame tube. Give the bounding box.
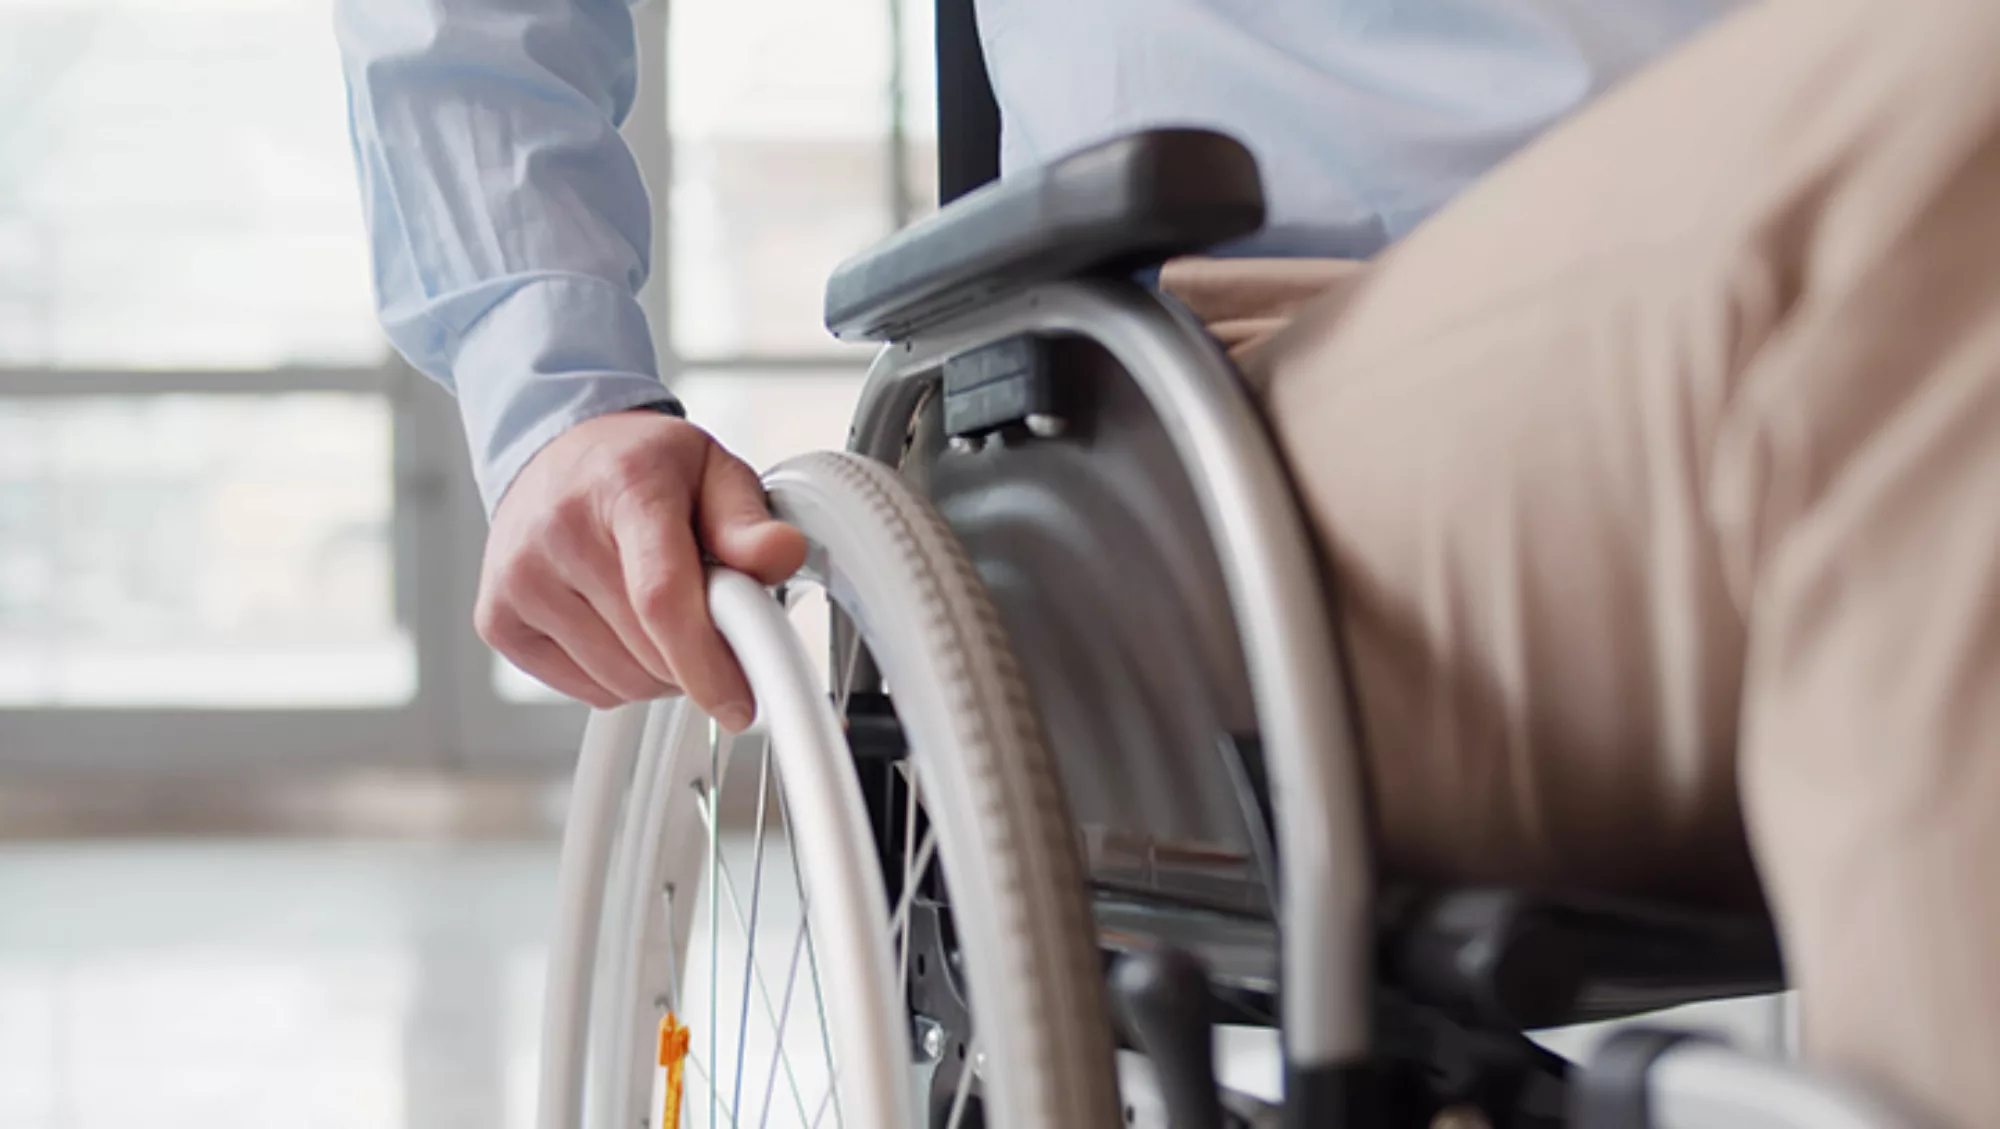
[1647,1043,1925,1129]
[934,0,1002,205]
[849,279,1378,1121]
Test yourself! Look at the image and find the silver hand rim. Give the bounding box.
[674,584,975,1129]
[597,571,908,1129]
[690,571,914,1128]
[547,450,1119,1129]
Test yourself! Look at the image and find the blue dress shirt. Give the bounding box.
[335,0,1741,512]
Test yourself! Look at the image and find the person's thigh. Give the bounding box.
[1229,1,2000,1121]
[1235,0,1879,902]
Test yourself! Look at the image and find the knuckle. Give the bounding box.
[608,440,666,482]
[484,559,558,625]
[472,597,516,648]
[487,553,538,596]
[608,468,690,529]
[633,572,687,625]
[547,492,599,543]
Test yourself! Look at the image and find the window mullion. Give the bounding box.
[392,361,472,767]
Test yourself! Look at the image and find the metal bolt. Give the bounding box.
[1024,412,1066,438]
[1430,1106,1493,1129]
[918,1020,945,1061]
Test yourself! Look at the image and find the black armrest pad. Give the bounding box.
[824,128,1265,341]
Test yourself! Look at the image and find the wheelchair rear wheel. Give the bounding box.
[545,451,1119,1129]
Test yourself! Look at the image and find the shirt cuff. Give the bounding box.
[451,275,684,515]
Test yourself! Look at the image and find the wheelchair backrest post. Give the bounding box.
[934,0,1002,204]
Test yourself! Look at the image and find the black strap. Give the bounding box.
[935,0,1002,204]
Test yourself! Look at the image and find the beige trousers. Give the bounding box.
[1164,1,2000,1124]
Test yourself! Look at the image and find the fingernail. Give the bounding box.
[717,702,754,732]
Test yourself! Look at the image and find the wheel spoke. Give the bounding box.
[707,718,724,1129]
[895,760,921,996]
[730,742,774,1124]
[693,780,813,1125]
[943,1037,981,1129]
[754,915,811,1129]
[807,1081,837,1129]
[887,828,937,951]
[683,1051,735,1127]
[780,788,845,1129]
[663,882,683,1013]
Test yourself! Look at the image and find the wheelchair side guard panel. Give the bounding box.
[847,280,1377,1089]
[928,333,1276,918]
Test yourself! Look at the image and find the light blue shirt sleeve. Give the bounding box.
[335,0,676,515]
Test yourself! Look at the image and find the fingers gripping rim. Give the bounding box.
[763,450,1121,1129]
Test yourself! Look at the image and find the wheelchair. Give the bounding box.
[532,23,1931,1129]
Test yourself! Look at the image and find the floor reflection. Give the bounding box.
[0,841,555,1129]
[0,837,1790,1129]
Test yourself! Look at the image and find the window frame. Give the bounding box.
[0,0,918,775]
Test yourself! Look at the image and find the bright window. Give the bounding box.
[1,0,932,761]
[0,394,411,707]
[0,0,382,370]
[669,0,935,359]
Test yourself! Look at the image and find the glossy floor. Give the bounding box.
[0,840,558,1129]
[0,833,851,1129]
[0,838,1788,1129]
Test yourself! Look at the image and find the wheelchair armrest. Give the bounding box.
[823,128,1265,342]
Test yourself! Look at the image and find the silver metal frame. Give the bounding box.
[846,276,1932,1129]
[848,278,1376,1070]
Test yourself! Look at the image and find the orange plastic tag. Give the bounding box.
[658,1013,690,1129]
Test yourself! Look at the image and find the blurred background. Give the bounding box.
[0,0,935,1123]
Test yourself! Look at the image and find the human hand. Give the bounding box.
[474,410,807,728]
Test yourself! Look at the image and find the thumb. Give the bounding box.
[698,445,808,584]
